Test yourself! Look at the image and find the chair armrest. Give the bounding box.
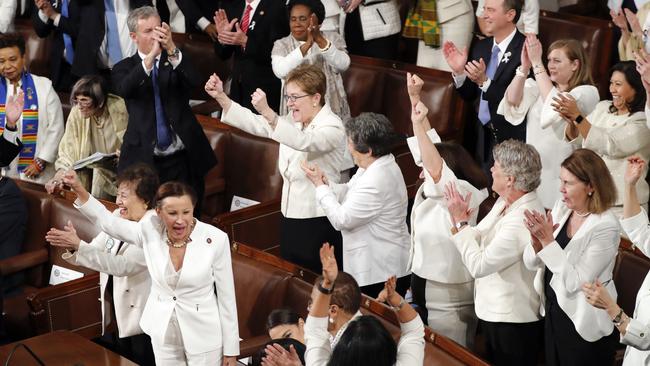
[212,200,282,252]
[0,248,49,276]
[192,100,222,116]
[205,177,226,196]
[239,334,271,359]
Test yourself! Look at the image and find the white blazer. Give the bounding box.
[77,197,240,356]
[314,154,411,287]
[1,74,64,183]
[62,209,150,338]
[619,211,650,365]
[221,102,347,219]
[523,200,620,342]
[453,192,543,323]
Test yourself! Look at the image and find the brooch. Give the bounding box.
[249,21,256,31]
[501,51,511,64]
[105,238,115,253]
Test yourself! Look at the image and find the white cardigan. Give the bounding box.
[619,211,650,365]
[314,154,410,287]
[523,200,620,342]
[1,74,64,183]
[221,102,346,219]
[62,209,150,338]
[76,196,240,356]
[453,192,544,323]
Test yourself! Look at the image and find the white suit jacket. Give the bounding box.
[62,209,150,338]
[1,74,64,183]
[523,200,620,341]
[619,211,650,364]
[221,102,346,219]
[315,154,410,286]
[453,192,543,323]
[77,197,240,355]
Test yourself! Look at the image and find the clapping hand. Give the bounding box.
[46,220,81,250]
[61,169,84,193]
[464,58,487,86]
[634,50,650,90]
[523,209,558,250]
[214,9,236,35]
[625,156,646,186]
[442,41,468,76]
[376,275,404,309]
[582,279,616,310]
[261,343,302,366]
[551,93,581,122]
[154,22,176,54]
[625,8,643,36]
[444,181,474,224]
[525,34,543,67]
[610,8,629,32]
[218,22,248,47]
[300,160,327,186]
[406,72,424,106]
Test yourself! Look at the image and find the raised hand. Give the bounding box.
[444,181,474,224]
[406,72,424,106]
[217,21,247,47]
[625,156,646,186]
[411,101,428,126]
[251,88,271,115]
[319,243,338,286]
[204,73,225,99]
[610,9,628,31]
[214,9,235,34]
[624,8,642,36]
[442,41,468,75]
[526,34,543,66]
[376,275,403,309]
[634,50,650,89]
[5,89,24,127]
[521,41,532,71]
[464,58,487,86]
[551,92,581,122]
[154,22,176,53]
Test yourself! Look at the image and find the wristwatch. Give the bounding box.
[574,115,584,124]
[612,308,625,326]
[390,297,406,312]
[455,221,468,230]
[168,47,180,58]
[317,281,334,295]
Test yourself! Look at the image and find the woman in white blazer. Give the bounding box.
[205,64,347,275]
[301,112,410,297]
[406,74,488,348]
[46,164,157,365]
[498,37,599,208]
[0,33,64,183]
[62,172,239,366]
[446,139,544,366]
[524,149,620,366]
[583,156,650,366]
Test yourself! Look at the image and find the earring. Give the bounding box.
[328,317,334,324]
[588,191,593,196]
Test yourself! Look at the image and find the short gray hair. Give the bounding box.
[127,6,160,33]
[493,139,541,192]
[344,112,397,157]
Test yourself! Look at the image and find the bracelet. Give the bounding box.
[534,69,546,76]
[318,39,332,53]
[317,281,334,295]
[390,297,406,311]
[612,308,625,326]
[4,123,17,132]
[515,66,528,78]
[34,158,45,172]
[533,64,544,70]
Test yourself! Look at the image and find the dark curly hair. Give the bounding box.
[608,61,647,115]
[116,163,159,208]
[287,0,325,24]
[0,32,25,55]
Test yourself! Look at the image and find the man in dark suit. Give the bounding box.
[32,0,151,91]
[112,6,216,214]
[213,0,289,112]
[444,0,526,174]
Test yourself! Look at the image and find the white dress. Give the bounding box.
[497,80,599,208]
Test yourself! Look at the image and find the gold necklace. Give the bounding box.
[165,219,196,248]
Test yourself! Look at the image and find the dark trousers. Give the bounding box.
[360,275,410,299]
[481,319,543,366]
[344,8,399,60]
[153,149,205,216]
[280,216,342,275]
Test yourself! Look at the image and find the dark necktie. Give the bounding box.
[152,62,173,150]
[478,45,500,125]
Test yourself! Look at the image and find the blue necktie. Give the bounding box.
[61,0,74,64]
[478,45,501,126]
[152,63,172,150]
[104,0,123,65]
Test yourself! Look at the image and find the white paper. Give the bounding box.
[49,264,84,285]
[73,152,117,170]
[230,195,260,212]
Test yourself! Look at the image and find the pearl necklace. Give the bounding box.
[165,219,196,248]
[574,210,591,217]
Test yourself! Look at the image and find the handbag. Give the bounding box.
[358,0,402,41]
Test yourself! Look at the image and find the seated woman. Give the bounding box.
[583,156,650,366]
[305,243,425,366]
[523,149,620,366]
[499,37,599,208]
[46,75,128,200]
[406,73,488,348]
[301,112,410,298]
[205,64,347,275]
[272,0,350,120]
[553,61,650,217]
[0,32,64,183]
[254,308,306,366]
[60,171,239,365]
[446,139,544,366]
[45,163,158,365]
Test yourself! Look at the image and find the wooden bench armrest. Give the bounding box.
[0,248,48,276]
[205,177,226,196]
[239,334,271,359]
[192,100,222,116]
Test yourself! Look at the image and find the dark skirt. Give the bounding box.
[280,216,342,275]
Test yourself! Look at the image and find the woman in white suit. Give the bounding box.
[61,172,239,366]
[446,139,544,366]
[301,112,411,298]
[0,32,64,183]
[205,64,347,274]
[46,164,157,365]
[583,156,650,366]
[523,148,620,366]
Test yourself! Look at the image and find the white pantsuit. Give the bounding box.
[76,196,239,365]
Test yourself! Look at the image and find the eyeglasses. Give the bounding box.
[284,94,312,103]
[72,97,94,107]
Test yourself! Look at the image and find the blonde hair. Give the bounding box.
[285,64,327,106]
[548,39,594,91]
[561,149,617,214]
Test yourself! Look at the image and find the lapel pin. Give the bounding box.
[501,51,511,64]
[164,61,170,67]
[207,238,212,244]
[259,10,264,15]
[249,21,256,30]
